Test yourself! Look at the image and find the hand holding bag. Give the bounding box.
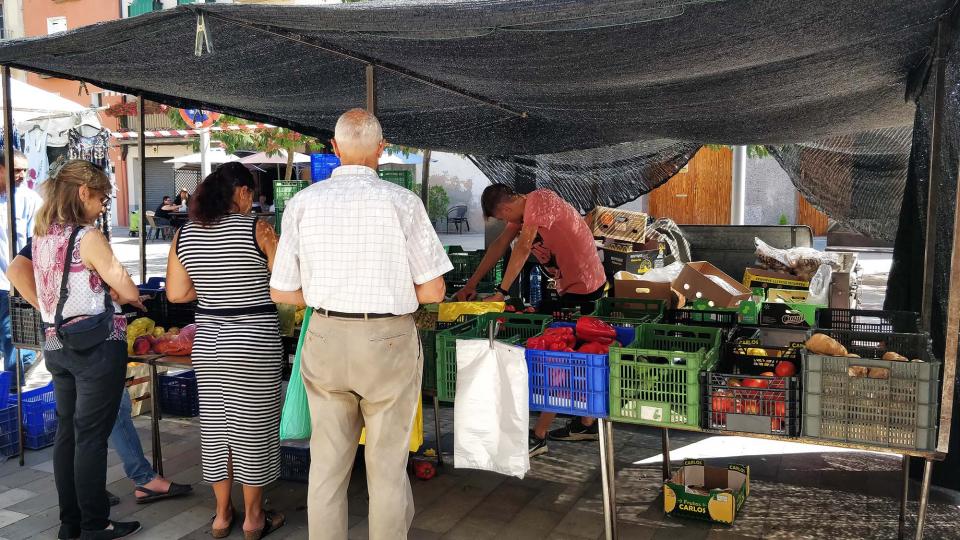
[54,226,116,352]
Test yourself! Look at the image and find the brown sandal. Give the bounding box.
[243,510,285,540]
[211,507,235,539]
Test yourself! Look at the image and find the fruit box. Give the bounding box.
[742,268,810,293]
[613,272,684,309]
[585,207,648,244]
[760,301,823,329]
[664,460,750,525]
[673,262,752,308]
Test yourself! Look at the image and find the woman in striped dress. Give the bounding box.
[166,162,285,540]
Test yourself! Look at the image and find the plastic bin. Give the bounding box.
[158,370,200,417]
[802,329,940,450]
[815,309,920,334]
[591,298,665,326]
[435,312,551,402]
[703,342,802,436]
[0,372,9,406]
[445,250,504,288]
[273,180,309,213]
[280,442,311,482]
[419,328,437,393]
[609,324,721,429]
[525,322,636,416]
[310,153,340,182]
[665,308,740,329]
[10,295,44,350]
[23,383,57,449]
[0,402,18,459]
[378,169,414,190]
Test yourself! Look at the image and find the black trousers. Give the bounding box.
[45,340,127,532]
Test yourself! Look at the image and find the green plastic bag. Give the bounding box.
[280,307,313,440]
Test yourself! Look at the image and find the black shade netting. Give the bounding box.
[768,127,913,242]
[0,0,951,154]
[468,140,701,212]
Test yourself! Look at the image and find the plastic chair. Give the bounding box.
[446,204,470,234]
[145,211,173,240]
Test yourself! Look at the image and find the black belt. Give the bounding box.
[316,309,399,320]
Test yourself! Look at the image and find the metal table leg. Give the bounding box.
[661,428,671,481]
[899,455,910,540]
[149,361,164,476]
[598,419,618,540]
[16,349,23,466]
[432,394,443,467]
[914,459,934,540]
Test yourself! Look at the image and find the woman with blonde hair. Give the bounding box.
[33,159,144,540]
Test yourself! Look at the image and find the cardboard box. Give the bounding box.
[586,207,647,244]
[664,460,749,525]
[759,301,824,329]
[613,272,684,309]
[674,262,752,308]
[743,268,809,293]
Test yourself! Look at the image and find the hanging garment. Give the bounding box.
[67,127,110,169]
[23,127,49,188]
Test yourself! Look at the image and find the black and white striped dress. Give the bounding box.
[177,213,282,486]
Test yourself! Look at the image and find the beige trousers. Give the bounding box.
[300,312,422,540]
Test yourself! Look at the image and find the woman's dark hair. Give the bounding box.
[481,183,518,219]
[189,162,255,225]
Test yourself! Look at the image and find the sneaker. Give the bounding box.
[107,491,120,507]
[548,417,599,441]
[529,430,548,457]
[79,521,142,540]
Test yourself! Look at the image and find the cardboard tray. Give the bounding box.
[664,459,749,525]
[743,267,810,292]
[674,262,752,308]
[586,207,647,244]
[613,271,684,309]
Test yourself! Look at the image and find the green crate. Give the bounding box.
[436,312,552,402]
[419,328,437,393]
[446,250,504,286]
[378,170,414,190]
[609,324,721,429]
[274,209,284,235]
[591,298,665,326]
[274,180,309,213]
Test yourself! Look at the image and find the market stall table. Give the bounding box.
[130,353,191,476]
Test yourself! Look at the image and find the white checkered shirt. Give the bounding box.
[270,165,453,315]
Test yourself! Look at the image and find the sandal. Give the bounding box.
[211,507,235,539]
[135,482,193,504]
[243,510,285,540]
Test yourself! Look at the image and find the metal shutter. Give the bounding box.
[145,158,175,213]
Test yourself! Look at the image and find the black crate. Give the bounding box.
[10,295,43,349]
[158,370,200,417]
[280,443,311,482]
[666,308,739,329]
[815,309,920,334]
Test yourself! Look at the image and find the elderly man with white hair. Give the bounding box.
[270,108,451,539]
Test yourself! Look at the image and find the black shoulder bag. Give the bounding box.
[54,226,116,352]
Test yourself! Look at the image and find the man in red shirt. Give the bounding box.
[454,184,607,457]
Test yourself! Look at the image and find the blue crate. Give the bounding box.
[159,370,200,417]
[0,371,10,406]
[310,154,340,182]
[22,383,56,449]
[525,322,636,417]
[0,403,18,458]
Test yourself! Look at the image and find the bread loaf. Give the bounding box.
[806,333,848,357]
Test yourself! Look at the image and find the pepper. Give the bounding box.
[577,342,608,354]
[575,317,617,345]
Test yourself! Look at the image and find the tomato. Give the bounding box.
[741,399,760,415]
[742,378,768,389]
[727,378,742,387]
[711,389,732,426]
[774,361,797,377]
[505,305,517,312]
[759,371,775,377]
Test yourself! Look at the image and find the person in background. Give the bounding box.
[270,108,450,540]
[6,243,193,507]
[0,150,43,388]
[166,162,285,540]
[453,184,607,457]
[154,196,178,224]
[32,160,144,539]
[174,189,190,209]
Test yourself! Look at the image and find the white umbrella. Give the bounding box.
[237,150,311,165]
[379,152,423,165]
[164,148,238,167]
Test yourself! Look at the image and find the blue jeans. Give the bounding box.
[0,289,38,389]
[109,391,156,486]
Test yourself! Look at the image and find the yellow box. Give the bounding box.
[359,399,423,453]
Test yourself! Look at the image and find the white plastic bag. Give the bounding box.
[453,339,530,479]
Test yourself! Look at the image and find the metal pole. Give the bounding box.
[137,96,147,283]
[366,64,377,115]
[899,455,910,540]
[598,419,618,540]
[731,145,747,225]
[420,149,431,207]
[914,459,934,540]
[2,66,23,467]
[935,158,960,453]
[661,428,671,481]
[199,127,211,179]
[921,19,948,332]
[432,394,442,467]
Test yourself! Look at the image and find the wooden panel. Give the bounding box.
[648,147,732,224]
[797,192,830,236]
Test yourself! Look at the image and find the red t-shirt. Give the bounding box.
[522,189,606,295]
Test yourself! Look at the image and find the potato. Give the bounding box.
[882,351,908,362]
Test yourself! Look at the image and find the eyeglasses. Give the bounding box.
[100,196,111,207]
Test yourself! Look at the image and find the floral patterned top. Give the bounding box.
[33,223,126,351]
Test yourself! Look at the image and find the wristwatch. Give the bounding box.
[496,285,511,297]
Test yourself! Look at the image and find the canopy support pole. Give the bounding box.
[366,64,377,116]
[138,95,147,283]
[731,146,746,225]
[921,18,948,331]
[935,157,960,455]
[420,149,431,207]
